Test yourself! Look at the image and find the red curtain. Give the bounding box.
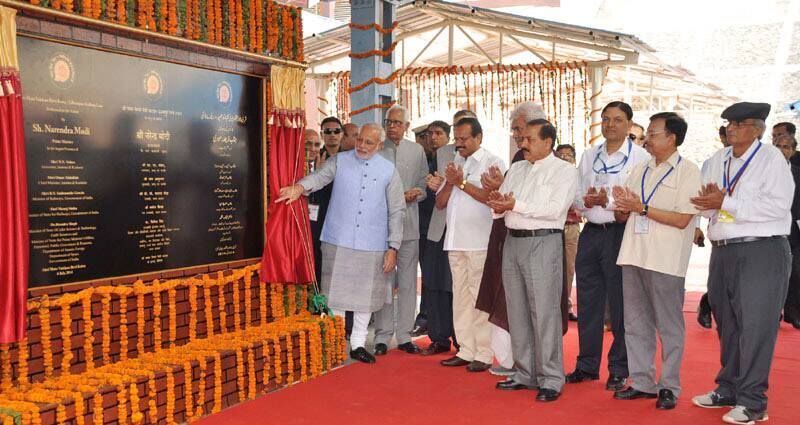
[0,69,29,343]
[260,111,315,284]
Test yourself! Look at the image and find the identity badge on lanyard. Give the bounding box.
[635,158,681,234]
[593,140,633,187]
[719,143,762,223]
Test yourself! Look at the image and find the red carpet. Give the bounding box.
[197,294,800,425]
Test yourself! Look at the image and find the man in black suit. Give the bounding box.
[773,134,800,329]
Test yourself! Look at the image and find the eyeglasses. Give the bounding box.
[774,144,794,150]
[629,134,645,141]
[726,121,757,128]
[306,141,321,147]
[322,128,342,135]
[384,119,404,127]
[645,131,667,138]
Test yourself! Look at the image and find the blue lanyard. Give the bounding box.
[593,140,633,174]
[641,157,681,206]
[723,142,761,195]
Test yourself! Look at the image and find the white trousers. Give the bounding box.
[334,309,371,349]
[491,324,514,369]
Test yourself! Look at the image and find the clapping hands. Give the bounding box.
[487,190,516,213]
[480,165,504,191]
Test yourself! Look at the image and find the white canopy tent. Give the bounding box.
[303,0,735,161]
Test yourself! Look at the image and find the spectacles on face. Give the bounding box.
[629,134,645,141]
[322,128,342,135]
[775,144,794,150]
[645,130,667,138]
[726,121,757,129]
[384,119,404,128]
[306,141,321,147]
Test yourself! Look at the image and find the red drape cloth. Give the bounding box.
[260,111,315,283]
[0,69,29,343]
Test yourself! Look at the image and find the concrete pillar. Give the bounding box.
[349,0,396,126]
[589,65,606,145]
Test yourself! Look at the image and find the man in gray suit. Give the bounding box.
[373,105,429,355]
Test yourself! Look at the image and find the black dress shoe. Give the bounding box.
[440,356,470,367]
[374,343,388,356]
[349,347,376,364]
[535,388,561,402]
[466,361,491,372]
[496,379,536,391]
[397,342,421,354]
[697,295,712,329]
[421,342,451,356]
[697,309,712,329]
[606,374,627,391]
[410,325,428,337]
[614,387,657,400]
[656,389,677,410]
[568,312,578,322]
[565,369,599,384]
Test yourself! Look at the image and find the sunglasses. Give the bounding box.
[322,128,343,135]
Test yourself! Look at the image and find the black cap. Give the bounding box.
[721,102,771,122]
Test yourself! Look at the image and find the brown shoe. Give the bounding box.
[466,361,492,372]
[440,356,470,367]
[421,342,451,356]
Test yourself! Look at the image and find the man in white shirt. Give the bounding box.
[611,112,701,410]
[689,102,793,425]
[566,101,650,392]
[488,119,578,402]
[437,117,507,372]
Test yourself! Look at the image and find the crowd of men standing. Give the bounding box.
[276,101,799,425]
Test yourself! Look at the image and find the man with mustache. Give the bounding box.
[566,101,650,392]
[436,117,506,372]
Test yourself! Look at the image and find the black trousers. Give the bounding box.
[574,223,628,377]
[415,233,429,327]
[422,236,456,347]
[708,237,790,412]
[784,245,800,321]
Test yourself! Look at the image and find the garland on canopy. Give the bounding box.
[22,0,304,62]
[321,61,591,146]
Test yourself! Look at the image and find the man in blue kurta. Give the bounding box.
[276,123,406,364]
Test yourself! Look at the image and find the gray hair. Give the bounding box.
[754,119,766,139]
[386,104,409,123]
[362,122,386,143]
[510,101,546,122]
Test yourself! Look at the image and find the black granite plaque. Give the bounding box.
[19,36,264,287]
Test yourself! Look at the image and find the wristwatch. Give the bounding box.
[459,179,467,190]
[640,204,649,216]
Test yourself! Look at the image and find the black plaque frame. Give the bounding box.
[19,33,270,292]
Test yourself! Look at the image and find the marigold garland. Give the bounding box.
[349,41,398,59]
[117,383,128,425]
[232,278,241,331]
[0,266,343,425]
[212,352,222,413]
[119,291,129,361]
[0,346,10,392]
[74,390,86,425]
[183,361,193,421]
[165,367,175,425]
[168,287,177,347]
[189,284,198,342]
[217,279,227,332]
[348,20,398,34]
[129,382,142,425]
[196,357,207,418]
[17,337,29,387]
[60,304,72,375]
[235,347,245,401]
[152,282,162,352]
[101,294,111,364]
[246,346,256,399]
[350,100,397,117]
[92,393,102,425]
[82,296,94,370]
[203,282,214,337]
